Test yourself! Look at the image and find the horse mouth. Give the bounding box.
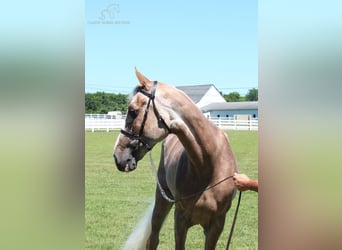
[124,163,135,172]
[124,164,130,172]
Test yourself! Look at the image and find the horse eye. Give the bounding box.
[129,108,138,118]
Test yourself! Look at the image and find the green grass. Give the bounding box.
[86,130,258,249]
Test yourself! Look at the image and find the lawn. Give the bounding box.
[86,130,258,249]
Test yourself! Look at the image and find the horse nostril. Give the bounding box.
[127,159,136,168]
[126,158,137,170]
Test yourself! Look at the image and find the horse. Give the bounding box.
[113,68,238,250]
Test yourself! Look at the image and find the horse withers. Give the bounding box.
[113,68,238,250]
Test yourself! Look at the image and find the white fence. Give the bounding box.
[85,115,258,132]
[85,118,125,132]
[209,118,258,131]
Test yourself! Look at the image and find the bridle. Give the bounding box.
[120,81,171,151]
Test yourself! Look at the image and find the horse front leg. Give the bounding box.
[146,187,173,250]
[204,215,226,250]
[174,208,190,250]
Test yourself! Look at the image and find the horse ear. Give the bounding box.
[135,67,152,90]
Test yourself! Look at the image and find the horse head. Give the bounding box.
[113,68,172,172]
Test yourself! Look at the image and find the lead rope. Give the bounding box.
[226,190,242,250]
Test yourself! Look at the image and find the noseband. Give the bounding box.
[120,81,171,151]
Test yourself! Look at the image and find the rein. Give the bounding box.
[120,81,171,151]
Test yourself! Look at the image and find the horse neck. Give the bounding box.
[160,85,225,170]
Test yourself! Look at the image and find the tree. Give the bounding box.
[245,88,258,101]
[85,94,97,112]
[224,92,241,102]
[85,92,128,113]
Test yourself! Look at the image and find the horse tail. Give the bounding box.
[121,201,154,250]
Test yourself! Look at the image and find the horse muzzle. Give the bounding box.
[114,154,137,172]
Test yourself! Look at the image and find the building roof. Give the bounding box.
[176,84,214,103]
[201,101,258,112]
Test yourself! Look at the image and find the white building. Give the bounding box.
[176,84,226,108]
[177,84,258,120]
[201,101,258,120]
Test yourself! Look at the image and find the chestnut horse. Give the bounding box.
[113,68,238,250]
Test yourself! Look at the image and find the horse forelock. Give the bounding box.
[127,86,141,103]
[132,86,140,95]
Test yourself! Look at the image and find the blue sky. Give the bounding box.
[86,0,257,95]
